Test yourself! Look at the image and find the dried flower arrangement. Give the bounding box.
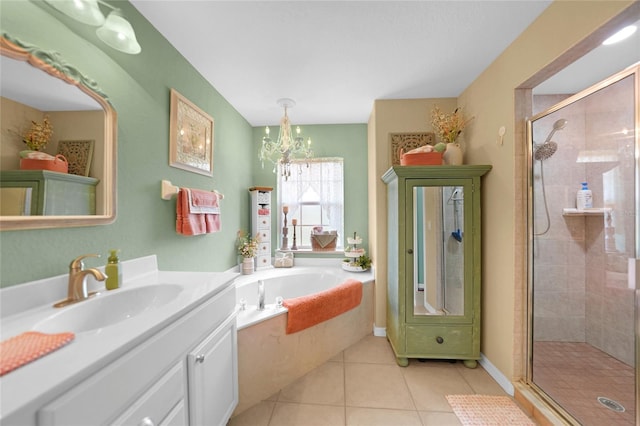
[237,230,260,258]
[431,106,473,145]
[23,116,53,151]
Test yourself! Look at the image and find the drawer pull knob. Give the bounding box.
[139,417,155,426]
[436,336,444,344]
[196,354,205,363]
[407,249,414,254]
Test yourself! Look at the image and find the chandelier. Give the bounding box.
[260,98,313,180]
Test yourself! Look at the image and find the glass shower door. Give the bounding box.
[528,65,638,425]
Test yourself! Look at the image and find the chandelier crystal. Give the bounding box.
[260,98,313,180]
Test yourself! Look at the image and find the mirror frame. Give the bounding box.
[0,33,117,230]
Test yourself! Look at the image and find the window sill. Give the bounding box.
[276,249,345,256]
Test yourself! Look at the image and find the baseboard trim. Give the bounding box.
[478,353,514,396]
[373,325,386,337]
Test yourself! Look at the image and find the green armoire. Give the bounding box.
[382,165,491,368]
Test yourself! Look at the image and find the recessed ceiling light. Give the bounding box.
[602,25,637,45]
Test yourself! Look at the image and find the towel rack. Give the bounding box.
[161,179,224,200]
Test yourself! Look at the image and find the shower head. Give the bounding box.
[534,118,567,161]
[543,119,568,143]
[534,141,558,160]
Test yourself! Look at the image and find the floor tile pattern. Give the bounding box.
[533,341,635,426]
[229,335,534,426]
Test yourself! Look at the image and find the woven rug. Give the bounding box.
[446,395,535,425]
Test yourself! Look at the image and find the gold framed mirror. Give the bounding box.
[0,34,117,230]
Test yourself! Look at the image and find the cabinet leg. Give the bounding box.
[395,357,409,367]
[463,359,478,369]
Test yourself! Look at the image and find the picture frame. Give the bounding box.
[57,139,95,176]
[169,89,214,176]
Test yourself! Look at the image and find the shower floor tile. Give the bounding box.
[533,341,635,426]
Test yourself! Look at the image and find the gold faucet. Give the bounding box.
[54,254,107,308]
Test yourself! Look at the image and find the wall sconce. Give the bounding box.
[44,0,141,54]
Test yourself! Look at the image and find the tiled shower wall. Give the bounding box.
[532,75,635,366]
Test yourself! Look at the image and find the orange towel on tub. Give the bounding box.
[283,279,363,334]
[176,188,221,235]
[0,331,75,376]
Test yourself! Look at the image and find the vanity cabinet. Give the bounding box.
[37,283,238,426]
[249,187,273,270]
[382,165,491,368]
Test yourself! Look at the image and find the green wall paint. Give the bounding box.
[0,1,369,287]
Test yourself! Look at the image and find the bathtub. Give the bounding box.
[232,259,374,416]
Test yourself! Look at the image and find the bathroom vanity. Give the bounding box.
[0,256,239,426]
[383,165,491,367]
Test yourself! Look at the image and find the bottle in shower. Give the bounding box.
[576,182,593,211]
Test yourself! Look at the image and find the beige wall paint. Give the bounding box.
[368,98,457,329]
[369,1,638,384]
[458,0,637,382]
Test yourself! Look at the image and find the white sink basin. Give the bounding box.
[33,284,184,334]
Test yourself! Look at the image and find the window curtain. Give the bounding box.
[277,158,344,248]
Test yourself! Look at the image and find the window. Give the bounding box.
[277,158,344,250]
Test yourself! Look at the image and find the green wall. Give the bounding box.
[252,123,369,255]
[0,1,369,287]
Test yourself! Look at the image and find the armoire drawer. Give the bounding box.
[405,325,474,357]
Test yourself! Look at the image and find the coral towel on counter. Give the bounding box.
[0,331,75,376]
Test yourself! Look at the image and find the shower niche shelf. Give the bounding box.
[562,207,610,216]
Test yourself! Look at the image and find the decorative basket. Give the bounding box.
[400,151,442,166]
[20,154,68,173]
[311,232,337,251]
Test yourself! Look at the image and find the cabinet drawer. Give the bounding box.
[112,363,185,426]
[256,192,270,204]
[257,242,270,255]
[256,255,271,268]
[257,229,271,243]
[257,216,270,229]
[405,325,474,357]
[161,400,186,426]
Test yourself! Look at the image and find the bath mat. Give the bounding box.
[446,394,535,425]
[0,331,75,376]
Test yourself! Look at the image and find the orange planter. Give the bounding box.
[20,155,68,174]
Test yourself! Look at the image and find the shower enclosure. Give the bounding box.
[527,64,638,425]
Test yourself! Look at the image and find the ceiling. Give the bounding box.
[131,0,554,126]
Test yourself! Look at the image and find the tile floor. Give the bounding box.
[229,334,534,426]
[533,341,636,426]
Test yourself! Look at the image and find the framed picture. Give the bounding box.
[169,89,214,176]
[57,139,95,176]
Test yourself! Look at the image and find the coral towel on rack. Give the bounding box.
[283,279,362,334]
[176,188,221,235]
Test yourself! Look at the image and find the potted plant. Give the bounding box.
[431,106,473,165]
[237,230,259,274]
[22,116,53,152]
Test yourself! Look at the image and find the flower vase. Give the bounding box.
[241,257,255,275]
[443,143,463,165]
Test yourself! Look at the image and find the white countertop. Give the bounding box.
[0,255,239,420]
